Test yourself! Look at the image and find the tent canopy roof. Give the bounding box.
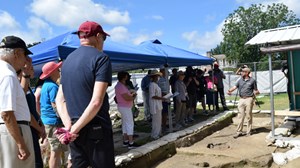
[29,32,213,73]
[246,24,300,46]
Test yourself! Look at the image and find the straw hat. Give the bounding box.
[149,70,162,76]
[40,61,62,80]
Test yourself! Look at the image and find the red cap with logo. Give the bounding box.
[73,21,109,39]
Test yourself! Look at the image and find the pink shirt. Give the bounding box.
[205,76,218,89]
[115,82,133,108]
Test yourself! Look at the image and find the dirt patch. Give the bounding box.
[153,113,297,168]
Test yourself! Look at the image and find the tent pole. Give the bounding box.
[165,66,173,132]
[268,54,275,137]
[290,51,296,110]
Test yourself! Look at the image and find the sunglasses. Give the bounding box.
[102,34,107,41]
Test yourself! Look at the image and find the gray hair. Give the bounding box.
[0,48,15,59]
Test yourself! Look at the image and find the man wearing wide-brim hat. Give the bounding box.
[148,70,167,139]
[39,61,68,168]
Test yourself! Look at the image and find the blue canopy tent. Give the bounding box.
[137,39,213,67]
[29,32,213,75]
[29,31,165,73]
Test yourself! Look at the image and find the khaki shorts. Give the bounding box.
[45,125,69,152]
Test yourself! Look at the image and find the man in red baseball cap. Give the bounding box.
[73,21,110,39]
[56,21,115,167]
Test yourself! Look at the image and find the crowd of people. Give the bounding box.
[135,64,232,139]
[0,21,115,168]
[0,20,260,168]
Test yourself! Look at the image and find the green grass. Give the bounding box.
[226,93,289,110]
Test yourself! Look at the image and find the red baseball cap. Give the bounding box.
[73,21,110,39]
[40,61,62,80]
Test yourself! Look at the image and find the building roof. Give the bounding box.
[213,54,226,60]
[246,25,300,46]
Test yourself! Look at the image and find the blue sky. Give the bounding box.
[0,0,299,55]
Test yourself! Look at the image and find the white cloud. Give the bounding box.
[27,16,53,37]
[152,15,164,20]
[152,30,163,37]
[0,11,21,31]
[205,14,216,23]
[0,11,53,44]
[182,21,224,55]
[109,26,129,42]
[29,0,131,28]
[236,0,300,16]
[132,34,149,45]
[132,30,163,45]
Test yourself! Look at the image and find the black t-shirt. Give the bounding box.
[197,76,207,93]
[61,46,112,129]
[184,76,198,95]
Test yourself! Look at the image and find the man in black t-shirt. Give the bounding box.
[184,66,199,122]
[56,21,115,168]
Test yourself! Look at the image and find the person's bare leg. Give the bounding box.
[49,151,61,168]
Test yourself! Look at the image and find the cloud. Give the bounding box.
[132,35,149,45]
[205,14,216,23]
[29,0,131,28]
[182,21,224,55]
[27,16,53,37]
[151,15,164,20]
[152,30,163,37]
[236,0,300,16]
[132,30,163,45]
[109,26,129,42]
[0,11,21,31]
[0,10,53,44]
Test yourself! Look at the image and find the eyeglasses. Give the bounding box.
[102,35,107,41]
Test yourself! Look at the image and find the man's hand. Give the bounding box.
[38,125,47,143]
[17,144,30,160]
[227,90,232,95]
[55,127,78,145]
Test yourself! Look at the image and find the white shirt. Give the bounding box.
[149,82,163,114]
[0,60,30,122]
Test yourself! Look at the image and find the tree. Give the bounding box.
[212,3,300,64]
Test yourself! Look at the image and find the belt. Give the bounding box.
[240,96,253,99]
[0,121,30,126]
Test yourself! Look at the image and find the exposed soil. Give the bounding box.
[152,113,300,168]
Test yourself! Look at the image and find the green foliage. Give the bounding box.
[211,3,300,64]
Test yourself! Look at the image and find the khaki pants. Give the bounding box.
[0,124,35,168]
[237,97,254,134]
[175,100,186,124]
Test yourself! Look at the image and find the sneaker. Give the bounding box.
[188,117,194,122]
[123,141,129,147]
[233,133,243,139]
[174,124,182,130]
[223,107,229,111]
[128,142,139,149]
